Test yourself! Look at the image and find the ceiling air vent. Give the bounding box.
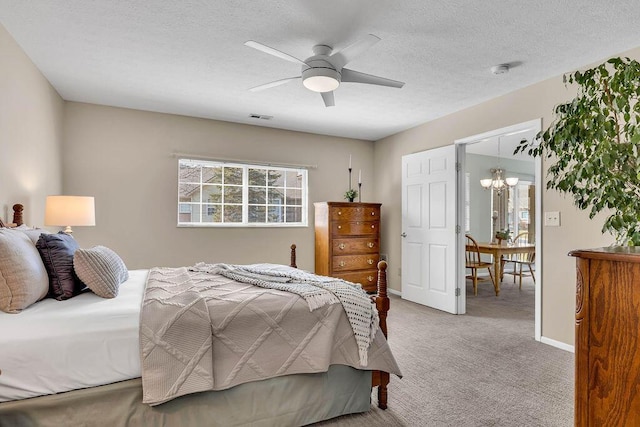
[249,113,273,120]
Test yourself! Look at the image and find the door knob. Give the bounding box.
[401,232,407,237]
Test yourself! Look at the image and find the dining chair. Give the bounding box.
[503,231,536,288]
[465,234,494,296]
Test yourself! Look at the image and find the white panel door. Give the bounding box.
[401,146,458,313]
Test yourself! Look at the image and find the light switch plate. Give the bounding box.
[544,211,560,227]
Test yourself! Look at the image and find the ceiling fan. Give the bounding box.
[244,34,405,107]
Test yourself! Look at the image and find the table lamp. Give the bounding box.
[45,195,95,234]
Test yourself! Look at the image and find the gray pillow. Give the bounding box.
[0,229,49,313]
[73,246,129,298]
[36,232,83,300]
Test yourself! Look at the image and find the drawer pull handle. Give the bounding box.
[338,211,342,215]
[339,261,346,267]
[367,242,374,248]
[338,243,345,250]
[367,276,374,282]
[371,225,375,229]
[368,259,374,265]
[338,225,342,229]
[371,212,375,216]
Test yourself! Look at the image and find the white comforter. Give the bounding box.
[0,270,148,402]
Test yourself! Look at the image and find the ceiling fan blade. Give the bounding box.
[249,76,301,92]
[341,68,405,88]
[330,34,380,68]
[244,41,306,65]
[321,91,335,107]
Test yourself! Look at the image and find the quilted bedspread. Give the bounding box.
[140,266,402,406]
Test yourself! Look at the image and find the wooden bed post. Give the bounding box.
[373,260,390,410]
[290,244,297,268]
[12,204,24,226]
[375,261,389,338]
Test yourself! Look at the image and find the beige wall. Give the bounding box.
[0,25,64,225]
[62,103,374,271]
[374,46,640,346]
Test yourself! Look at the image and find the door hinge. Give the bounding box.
[456,225,461,234]
[455,288,461,297]
[455,162,461,172]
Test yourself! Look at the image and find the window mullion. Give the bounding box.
[199,165,203,223]
[242,165,248,224]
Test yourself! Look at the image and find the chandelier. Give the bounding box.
[479,137,518,195]
[480,168,519,195]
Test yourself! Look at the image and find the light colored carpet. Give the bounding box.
[316,277,574,426]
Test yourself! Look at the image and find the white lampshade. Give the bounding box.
[505,177,519,186]
[45,196,95,234]
[480,179,493,189]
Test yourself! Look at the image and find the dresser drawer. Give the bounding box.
[332,221,378,236]
[335,270,378,292]
[330,206,379,221]
[332,238,378,254]
[332,254,379,272]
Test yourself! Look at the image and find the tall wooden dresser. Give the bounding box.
[570,247,640,426]
[314,202,381,293]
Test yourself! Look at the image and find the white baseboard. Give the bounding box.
[388,288,401,297]
[540,336,574,353]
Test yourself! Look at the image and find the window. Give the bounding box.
[178,159,308,227]
[492,181,533,237]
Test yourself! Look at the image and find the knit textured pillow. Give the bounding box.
[73,246,128,298]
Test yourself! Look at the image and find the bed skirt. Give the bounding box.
[0,365,372,427]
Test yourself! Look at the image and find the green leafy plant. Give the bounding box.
[344,188,358,201]
[516,57,640,245]
[495,229,511,241]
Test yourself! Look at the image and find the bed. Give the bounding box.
[0,204,401,426]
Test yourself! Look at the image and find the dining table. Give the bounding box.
[475,241,536,296]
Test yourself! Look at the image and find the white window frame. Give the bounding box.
[177,158,308,227]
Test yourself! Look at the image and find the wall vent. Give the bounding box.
[249,113,273,120]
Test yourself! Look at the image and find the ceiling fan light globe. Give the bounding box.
[302,67,341,93]
[303,75,340,93]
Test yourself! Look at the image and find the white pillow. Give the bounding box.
[0,229,49,313]
[15,227,52,244]
[74,246,129,298]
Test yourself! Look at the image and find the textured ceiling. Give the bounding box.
[1,1,639,141]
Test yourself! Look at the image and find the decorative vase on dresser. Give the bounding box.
[314,202,381,293]
[569,247,640,426]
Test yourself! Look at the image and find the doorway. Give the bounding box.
[455,119,542,340]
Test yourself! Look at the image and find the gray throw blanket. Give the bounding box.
[190,262,378,366]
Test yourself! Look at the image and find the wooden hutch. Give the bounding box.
[570,247,640,426]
